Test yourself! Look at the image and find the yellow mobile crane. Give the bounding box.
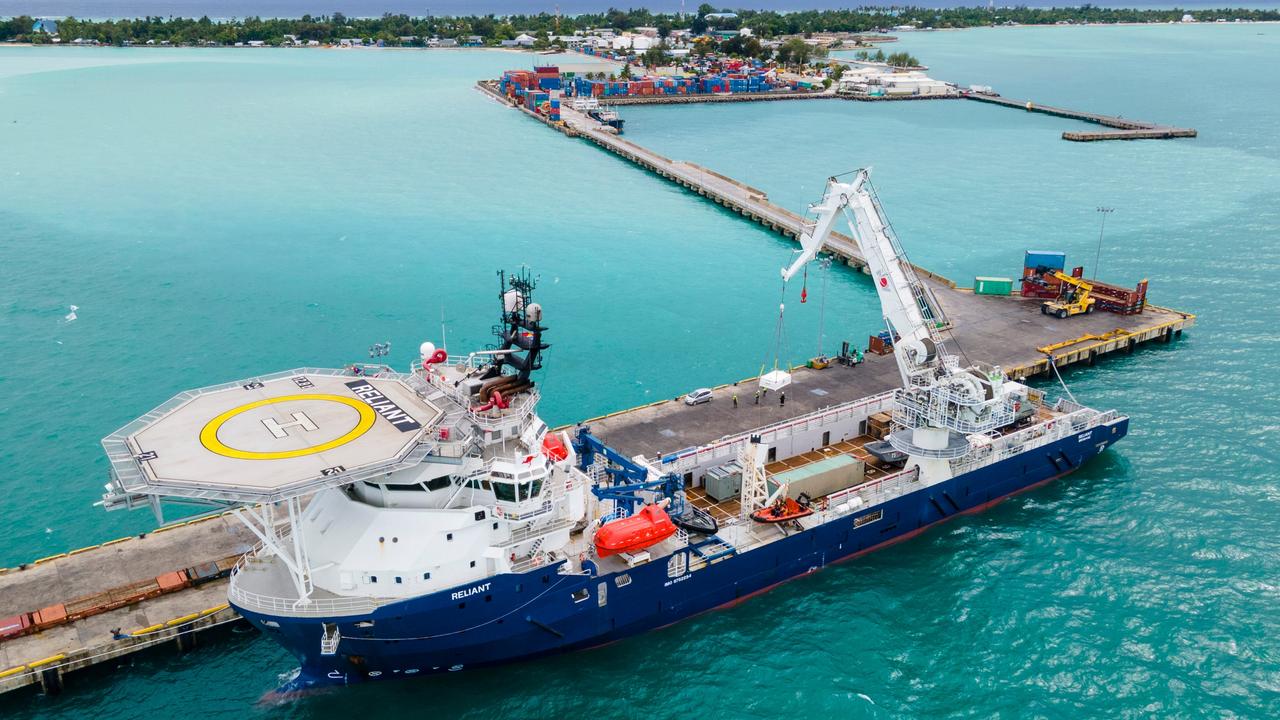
[1040,270,1096,319]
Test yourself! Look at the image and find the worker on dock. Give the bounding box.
[754,390,760,405]
[780,391,786,407]
[733,393,739,408]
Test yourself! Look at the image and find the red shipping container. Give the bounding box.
[157,570,188,592]
[34,604,67,629]
[0,613,31,640]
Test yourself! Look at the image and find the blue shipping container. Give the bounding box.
[1024,250,1066,271]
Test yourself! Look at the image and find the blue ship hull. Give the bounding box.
[237,418,1128,689]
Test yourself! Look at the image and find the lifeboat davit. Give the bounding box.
[594,503,677,558]
[749,496,815,524]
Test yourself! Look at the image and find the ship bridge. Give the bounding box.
[102,368,460,514]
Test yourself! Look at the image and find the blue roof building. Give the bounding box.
[33,19,59,34]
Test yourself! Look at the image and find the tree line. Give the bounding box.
[3,5,1278,46]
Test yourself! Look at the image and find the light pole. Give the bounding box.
[816,254,832,358]
[1094,207,1114,279]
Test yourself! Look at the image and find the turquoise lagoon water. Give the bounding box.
[2,25,1278,718]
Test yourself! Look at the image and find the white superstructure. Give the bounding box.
[102,274,593,617]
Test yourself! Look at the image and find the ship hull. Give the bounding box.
[236,417,1128,690]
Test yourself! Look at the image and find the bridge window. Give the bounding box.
[493,481,517,502]
[422,572,431,580]
[571,588,589,603]
[425,475,451,492]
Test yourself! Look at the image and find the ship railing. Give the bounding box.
[949,407,1120,476]
[892,392,1015,436]
[468,389,541,431]
[493,498,555,522]
[659,391,897,475]
[229,550,382,617]
[510,549,556,573]
[497,517,577,548]
[822,466,921,520]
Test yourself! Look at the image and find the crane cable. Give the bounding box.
[762,280,793,377]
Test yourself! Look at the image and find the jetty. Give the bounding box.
[604,89,835,105]
[0,82,1197,699]
[0,515,253,695]
[965,93,1197,141]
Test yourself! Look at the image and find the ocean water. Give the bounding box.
[1,24,1279,719]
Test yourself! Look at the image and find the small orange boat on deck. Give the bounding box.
[594,503,678,558]
[750,495,815,524]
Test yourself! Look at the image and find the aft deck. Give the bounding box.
[685,433,901,524]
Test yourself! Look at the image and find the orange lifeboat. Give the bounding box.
[594,503,677,558]
[542,433,569,463]
[749,496,815,524]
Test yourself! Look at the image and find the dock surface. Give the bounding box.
[580,293,1190,461]
[0,516,254,695]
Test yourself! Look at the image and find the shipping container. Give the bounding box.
[0,613,32,640]
[187,561,224,585]
[1024,250,1066,272]
[974,276,1014,295]
[769,454,866,500]
[157,570,189,592]
[34,603,68,629]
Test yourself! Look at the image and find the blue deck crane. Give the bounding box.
[572,427,726,547]
[572,426,684,516]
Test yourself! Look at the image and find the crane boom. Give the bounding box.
[783,170,947,388]
[781,169,1023,483]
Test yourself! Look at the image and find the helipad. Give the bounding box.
[103,369,445,503]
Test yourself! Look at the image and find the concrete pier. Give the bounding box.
[965,93,1197,141]
[603,90,834,105]
[0,515,254,695]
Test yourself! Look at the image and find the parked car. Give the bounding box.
[684,388,713,406]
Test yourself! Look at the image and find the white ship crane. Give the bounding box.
[782,169,1021,482]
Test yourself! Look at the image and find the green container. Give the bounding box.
[974,276,1014,295]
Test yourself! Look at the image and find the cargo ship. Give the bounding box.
[99,170,1127,689]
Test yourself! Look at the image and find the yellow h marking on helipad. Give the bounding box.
[199,394,376,460]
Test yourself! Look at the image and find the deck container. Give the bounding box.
[974,276,1014,295]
